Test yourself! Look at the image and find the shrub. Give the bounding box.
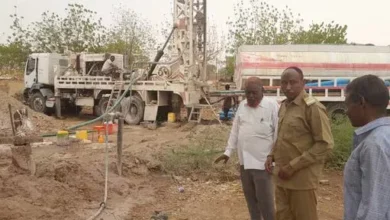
[326,119,355,169]
[161,120,355,181]
[161,124,239,180]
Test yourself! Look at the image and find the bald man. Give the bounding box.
[215,77,279,220]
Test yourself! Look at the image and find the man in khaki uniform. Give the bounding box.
[265,67,334,220]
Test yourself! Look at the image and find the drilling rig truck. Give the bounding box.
[23,0,212,125]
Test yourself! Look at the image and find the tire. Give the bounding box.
[96,97,121,116]
[96,97,109,117]
[29,92,48,114]
[22,89,29,104]
[326,103,347,122]
[122,96,144,125]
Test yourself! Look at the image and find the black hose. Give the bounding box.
[147,26,176,78]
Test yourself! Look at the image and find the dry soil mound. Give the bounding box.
[0,90,64,136]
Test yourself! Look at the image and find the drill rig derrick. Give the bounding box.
[149,0,207,84]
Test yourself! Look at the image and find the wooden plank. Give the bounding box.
[8,104,15,136]
[0,136,43,145]
[116,118,124,176]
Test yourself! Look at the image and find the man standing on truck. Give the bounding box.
[343,75,390,220]
[265,67,334,220]
[215,77,279,220]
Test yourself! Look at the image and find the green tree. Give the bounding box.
[227,0,303,53]
[225,56,235,78]
[8,4,107,53]
[0,9,31,74]
[292,22,348,44]
[0,42,30,74]
[106,5,156,66]
[227,0,348,53]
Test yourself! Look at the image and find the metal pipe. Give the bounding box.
[203,0,207,82]
[117,116,123,176]
[55,95,61,118]
[147,26,176,78]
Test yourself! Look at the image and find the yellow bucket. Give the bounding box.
[56,130,69,146]
[167,112,176,123]
[57,130,69,136]
[76,130,88,140]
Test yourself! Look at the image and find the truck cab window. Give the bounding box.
[26,58,36,75]
[59,59,69,67]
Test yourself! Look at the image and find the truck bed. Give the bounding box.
[54,76,186,91]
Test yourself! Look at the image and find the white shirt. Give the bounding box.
[224,97,279,170]
[102,59,114,71]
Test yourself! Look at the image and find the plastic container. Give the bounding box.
[93,125,105,142]
[219,109,235,120]
[76,130,88,140]
[56,130,69,146]
[98,135,104,143]
[103,122,117,135]
[167,112,176,123]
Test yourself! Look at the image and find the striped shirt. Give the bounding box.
[344,117,390,220]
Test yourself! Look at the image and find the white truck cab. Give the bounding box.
[23,52,124,114]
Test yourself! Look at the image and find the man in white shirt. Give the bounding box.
[101,55,118,74]
[215,77,279,220]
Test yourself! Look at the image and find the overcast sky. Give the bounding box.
[1,0,390,46]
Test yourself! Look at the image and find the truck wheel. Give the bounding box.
[96,97,120,116]
[96,97,109,116]
[122,96,144,125]
[326,103,347,122]
[30,92,48,114]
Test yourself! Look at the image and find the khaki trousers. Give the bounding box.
[275,186,318,220]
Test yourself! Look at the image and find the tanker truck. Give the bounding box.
[211,44,390,118]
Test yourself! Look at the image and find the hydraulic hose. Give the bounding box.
[147,26,176,78]
[85,74,139,220]
[86,121,109,220]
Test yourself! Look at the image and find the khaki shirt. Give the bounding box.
[270,90,334,190]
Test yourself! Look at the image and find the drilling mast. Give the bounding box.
[152,0,207,82]
[174,0,207,81]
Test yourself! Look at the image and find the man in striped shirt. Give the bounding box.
[344,75,390,220]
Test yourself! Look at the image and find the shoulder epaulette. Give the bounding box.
[304,96,317,106]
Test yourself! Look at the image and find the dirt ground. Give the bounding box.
[0,123,344,220]
[0,80,344,220]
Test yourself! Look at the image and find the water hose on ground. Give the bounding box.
[84,74,138,220]
[86,115,110,220]
[82,73,139,220]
